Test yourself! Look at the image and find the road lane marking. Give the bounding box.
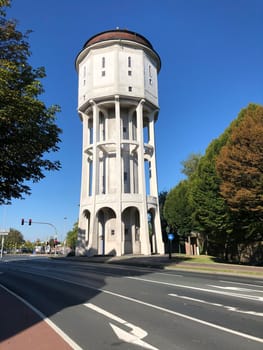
[0,283,83,350]
[10,268,263,344]
[209,284,263,293]
[85,303,158,350]
[219,280,263,289]
[169,293,263,316]
[126,276,263,301]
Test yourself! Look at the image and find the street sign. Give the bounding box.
[0,230,9,236]
[167,233,174,240]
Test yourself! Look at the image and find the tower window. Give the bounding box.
[128,56,131,67]
[124,172,128,182]
[102,57,105,68]
[149,65,152,77]
[128,86,132,92]
[128,70,132,76]
[101,70,106,77]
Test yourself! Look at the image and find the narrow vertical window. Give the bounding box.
[102,57,105,68]
[149,65,152,77]
[128,56,131,68]
[83,67,86,86]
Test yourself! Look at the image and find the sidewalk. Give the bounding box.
[64,254,263,278]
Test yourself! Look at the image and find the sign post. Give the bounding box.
[0,230,9,259]
[166,227,174,260]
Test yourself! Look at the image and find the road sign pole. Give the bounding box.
[1,236,4,259]
[167,232,174,260]
[0,231,9,259]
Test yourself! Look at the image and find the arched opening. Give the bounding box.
[96,207,116,255]
[122,207,140,254]
[83,209,91,245]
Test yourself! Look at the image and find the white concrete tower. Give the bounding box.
[75,29,164,256]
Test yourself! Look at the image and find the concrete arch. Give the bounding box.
[82,209,91,245]
[96,207,117,256]
[122,206,141,254]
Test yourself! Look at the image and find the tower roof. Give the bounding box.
[83,29,154,50]
[77,29,161,70]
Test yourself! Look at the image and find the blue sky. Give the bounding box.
[1,0,262,242]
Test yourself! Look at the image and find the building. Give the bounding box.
[75,29,164,256]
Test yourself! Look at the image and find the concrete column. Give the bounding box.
[89,100,99,253]
[136,99,151,255]
[78,111,89,203]
[115,96,122,256]
[148,112,164,254]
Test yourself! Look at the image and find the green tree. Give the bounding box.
[0,1,61,204]
[181,153,202,178]
[66,222,78,251]
[4,228,24,251]
[190,137,233,256]
[164,180,193,236]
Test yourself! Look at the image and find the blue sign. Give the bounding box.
[167,233,174,240]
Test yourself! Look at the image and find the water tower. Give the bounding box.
[75,29,164,256]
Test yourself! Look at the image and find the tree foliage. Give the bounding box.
[163,104,263,261]
[190,139,233,255]
[4,228,24,250]
[164,180,193,236]
[216,104,263,213]
[66,222,78,250]
[0,1,61,204]
[216,104,263,241]
[181,153,202,178]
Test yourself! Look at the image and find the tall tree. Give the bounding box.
[0,1,61,204]
[4,228,24,250]
[190,138,232,256]
[164,180,193,236]
[216,104,263,240]
[66,222,78,251]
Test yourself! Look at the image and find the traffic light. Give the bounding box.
[29,219,32,225]
[21,218,24,225]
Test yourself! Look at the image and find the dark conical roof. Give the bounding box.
[83,29,154,50]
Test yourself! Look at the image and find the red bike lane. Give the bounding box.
[0,285,74,350]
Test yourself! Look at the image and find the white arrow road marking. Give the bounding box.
[85,303,158,350]
[110,323,158,350]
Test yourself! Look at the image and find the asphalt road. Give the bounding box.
[0,256,263,349]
